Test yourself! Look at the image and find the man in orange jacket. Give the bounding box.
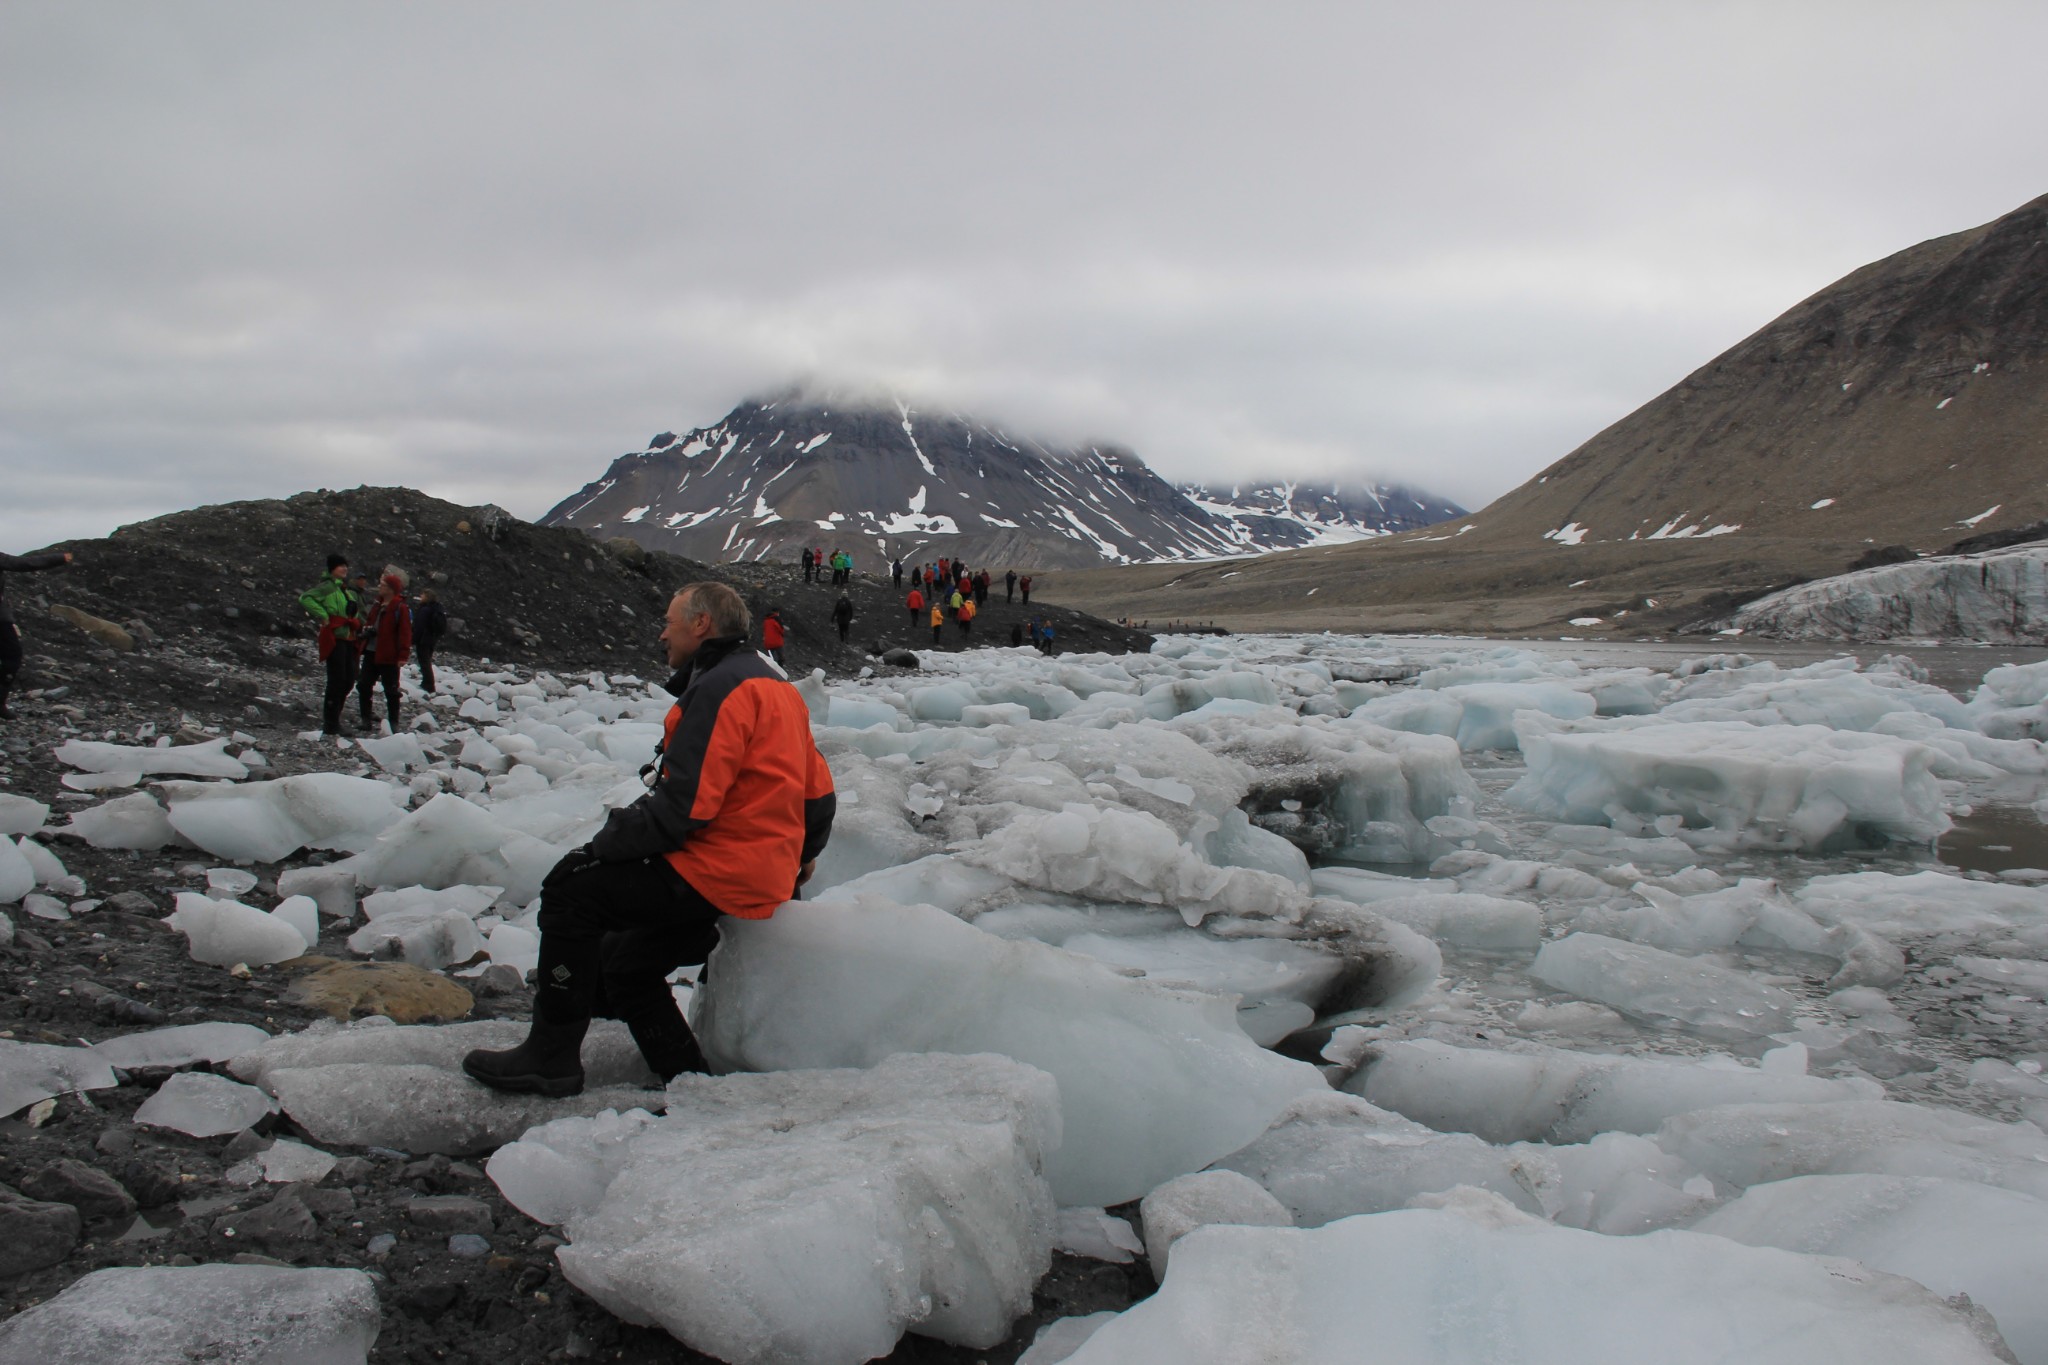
[464,581,835,1095]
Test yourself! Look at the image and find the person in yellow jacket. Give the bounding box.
[929,603,944,647]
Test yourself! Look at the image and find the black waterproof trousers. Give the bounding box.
[322,647,359,734]
[532,857,725,1034]
[356,660,400,729]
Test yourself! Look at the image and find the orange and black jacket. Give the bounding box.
[590,636,835,919]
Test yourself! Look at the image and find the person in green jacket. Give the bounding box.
[298,553,362,736]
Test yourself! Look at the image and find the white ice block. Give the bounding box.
[692,897,1328,1206]
[1656,1099,2048,1201]
[0,1039,118,1118]
[1137,1169,1292,1275]
[163,891,310,967]
[53,736,249,778]
[65,792,181,850]
[133,1070,278,1137]
[1507,718,1950,850]
[1355,1039,1877,1145]
[89,1022,271,1071]
[1530,932,1798,1040]
[0,1264,379,1365]
[558,1054,1060,1364]
[159,772,406,863]
[0,838,30,904]
[1060,1192,2014,1365]
[1695,1174,2048,1365]
[0,793,49,836]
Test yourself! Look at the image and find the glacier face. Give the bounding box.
[1728,542,2048,643]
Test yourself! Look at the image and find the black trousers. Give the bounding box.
[322,646,359,733]
[416,645,438,693]
[0,621,22,712]
[357,660,400,728]
[533,857,725,1027]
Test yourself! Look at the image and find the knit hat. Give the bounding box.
[327,553,349,571]
[381,572,406,595]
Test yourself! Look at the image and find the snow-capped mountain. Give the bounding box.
[1179,479,1468,550]
[540,393,1465,569]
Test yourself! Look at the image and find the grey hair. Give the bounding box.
[674,581,751,637]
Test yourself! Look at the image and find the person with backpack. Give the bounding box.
[973,570,990,606]
[801,548,815,583]
[958,596,977,640]
[354,570,413,735]
[1005,569,1017,603]
[929,602,944,646]
[1019,574,1034,605]
[891,557,904,590]
[412,588,448,693]
[0,545,74,722]
[832,593,854,643]
[947,586,964,618]
[1039,621,1057,655]
[1010,620,1025,648]
[761,608,787,664]
[905,585,925,626]
[299,553,363,736]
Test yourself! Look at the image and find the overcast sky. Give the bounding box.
[4,2,2045,548]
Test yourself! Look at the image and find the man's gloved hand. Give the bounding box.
[544,844,605,888]
[796,859,816,888]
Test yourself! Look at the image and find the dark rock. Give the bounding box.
[116,1158,181,1209]
[1849,544,1919,572]
[222,1128,268,1161]
[331,1156,375,1185]
[301,1186,356,1219]
[394,1276,465,1323]
[405,1194,494,1235]
[93,1126,137,1158]
[880,648,920,668]
[0,1185,82,1275]
[97,993,168,1025]
[20,1157,137,1223]
[216,1188,316,1243]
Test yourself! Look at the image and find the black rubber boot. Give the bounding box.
[461,1017,589,1096]
[624,1006,711,1083]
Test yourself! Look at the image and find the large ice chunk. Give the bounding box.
[0,793,49,836]
[65,792,181,850]
[90,1022,271,1071]
[1059,1192,2015,1365]
[1529,932,1798,1040]
[230,1018,658,1155]
[133,1071,278,1137]
[1656,1099,2048,1200]
[1137,1169,1292,1275]
[1355,1039,1877,1144]
[1507,718,1950,850]
[558,1054,1059,1364]
[1695,1174,2048,1364]
[0,1040,118,1117]
[0,838,30,904]
[486,1107,660,1226]
[0,1263,379,1364]
[53,736,249,778]
[692,897,1328,1206]
[158,773,406,863]
[337,793,560,902]
[163,892,310,967]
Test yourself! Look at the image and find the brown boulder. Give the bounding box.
[282,959,474,1024]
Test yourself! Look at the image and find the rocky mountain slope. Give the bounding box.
[2,487,1148,733]
[1177,479,1466,549]
[540,394,1463,569]
[1043,190,2048,637]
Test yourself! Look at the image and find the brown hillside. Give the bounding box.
[1042,191,2048,636]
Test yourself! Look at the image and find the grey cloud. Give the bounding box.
[4,2,2045,547]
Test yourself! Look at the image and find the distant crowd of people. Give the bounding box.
[298,555,448,737]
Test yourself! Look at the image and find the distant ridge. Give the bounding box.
[540,393,1464,569]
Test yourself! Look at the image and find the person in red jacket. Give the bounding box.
[761,608,786,664]
[354,571,412,735]
[905,585,925,625]
[464,582,836,1094]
